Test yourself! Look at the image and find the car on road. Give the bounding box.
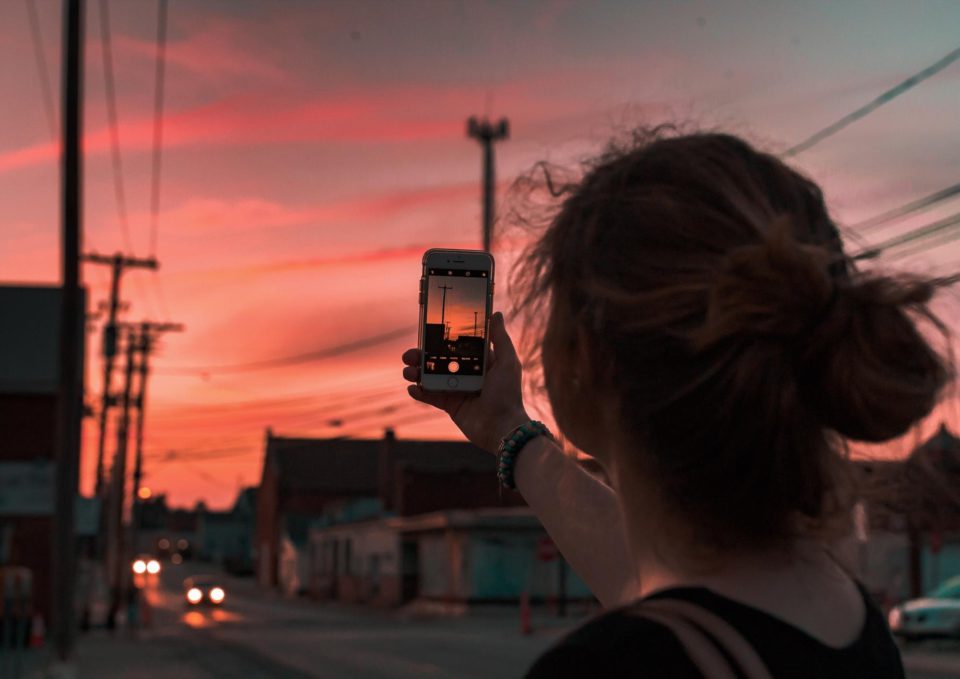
[132,555,161,576]
[889,575,960,641]
[183,575,226,607]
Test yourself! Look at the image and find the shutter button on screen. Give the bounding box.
[447,377,459,388]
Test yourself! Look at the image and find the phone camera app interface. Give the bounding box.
[424,269,488,375]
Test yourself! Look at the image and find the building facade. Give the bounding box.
[0,286,85,624]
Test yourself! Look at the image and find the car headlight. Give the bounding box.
[187,587,203,604]
[209,587,225,604]
[132,559,147,574]
[147,560,161,575]
[888,607,902,630]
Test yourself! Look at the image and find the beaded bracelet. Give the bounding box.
[497,420,551,490]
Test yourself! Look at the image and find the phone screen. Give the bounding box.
[423,267,489,376]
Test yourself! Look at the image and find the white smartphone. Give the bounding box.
[418,248,494,392]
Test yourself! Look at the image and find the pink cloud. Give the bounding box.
[0,89,469,174]
[151,181,484,234]
[114,26,287,83]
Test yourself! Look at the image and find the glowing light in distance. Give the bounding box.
[177,539,189,550]
[209,587,225,604]
[187,587,203,604]
[171,553,183,565]
[138,487,152,500]
[158,538,170,550]
[132,560,147,574]
[147,560,161,575]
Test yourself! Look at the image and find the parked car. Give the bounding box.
[889,575,960,640]
[183,575,226,607]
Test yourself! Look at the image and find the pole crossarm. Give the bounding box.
[81,251,159,270]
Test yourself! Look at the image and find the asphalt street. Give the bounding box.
[63,561,960,678]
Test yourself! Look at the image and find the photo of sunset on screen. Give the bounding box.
[423,269,489,376]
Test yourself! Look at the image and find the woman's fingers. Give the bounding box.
[401,348,421,367]
[402,365,419,383]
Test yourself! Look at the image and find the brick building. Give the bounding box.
[255,428,523,591]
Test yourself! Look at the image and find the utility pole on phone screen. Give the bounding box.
[467,116,509,252]
[438,283,453,329]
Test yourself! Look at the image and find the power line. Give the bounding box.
[154,327,412,375]
[339,408,447,439]
[148,0,173,321]
[784,45,960,157]
[149,0,169,258]
[851,181,960,232]
[97,0,133,253]
[884,228,960,263]
[145,387,401,430]
[24,0,57,140]
[854,210,960,260]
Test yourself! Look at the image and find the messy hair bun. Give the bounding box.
[513,126,953,551]
[696,218,948,443]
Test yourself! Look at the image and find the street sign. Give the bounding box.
[0,462,55,515]
[536,536,558,562]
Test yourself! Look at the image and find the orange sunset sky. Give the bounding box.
[2,1,960,508]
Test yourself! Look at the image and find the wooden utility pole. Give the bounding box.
[81,252,158,496]
[467,116,509,252]
[52,0,85,662]
[130,321,183,555]
[106,327,137,629]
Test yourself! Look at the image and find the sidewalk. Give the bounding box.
[22,631,205,679]
[903,642,960,678]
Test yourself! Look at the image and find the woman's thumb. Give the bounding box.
[490,312,518,364]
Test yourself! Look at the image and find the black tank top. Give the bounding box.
[524,583,904,678]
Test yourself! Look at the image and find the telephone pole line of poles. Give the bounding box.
[81,252,158,496]
[467,116,509,252]
[130,321,183,556]
[52,0,85,662]
[106,326,137,629]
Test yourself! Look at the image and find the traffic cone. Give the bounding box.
[29,614,45,648]
[520,591,533,636]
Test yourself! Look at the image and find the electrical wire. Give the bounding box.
[884,228,960,263]
[148,0,172,320]
[153,327,412,375]
[784,45,960,157]
[149,0,169,257]
[851,181,960,233]
[145,387,402,429]
[97,0,159,321]
[854,211,960,260]
[97,0,133,253]
[338,408,447,439]
[24,0,57,140]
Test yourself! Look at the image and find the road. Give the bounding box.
[69,561,960,678]
[73,561,571,678]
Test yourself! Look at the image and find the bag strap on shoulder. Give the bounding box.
[634,598,774,679]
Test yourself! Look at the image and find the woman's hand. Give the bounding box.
[401,311,529,454]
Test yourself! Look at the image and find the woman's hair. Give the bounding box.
[511,125,952,553]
